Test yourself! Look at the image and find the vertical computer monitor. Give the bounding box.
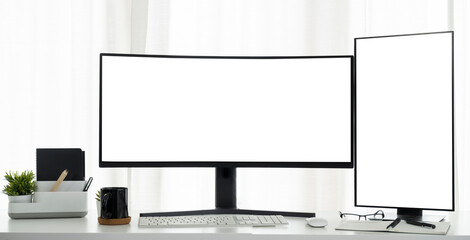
[355,32,454,219]
[100,54,354,217]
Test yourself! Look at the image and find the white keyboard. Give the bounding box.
[139,214,288,227]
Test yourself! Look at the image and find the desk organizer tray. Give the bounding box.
[8,181,88,219]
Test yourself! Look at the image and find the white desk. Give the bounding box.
[1,210,470,240]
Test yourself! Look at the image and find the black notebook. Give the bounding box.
[36,148,85,181]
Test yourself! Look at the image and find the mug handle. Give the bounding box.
[101,192,112,218]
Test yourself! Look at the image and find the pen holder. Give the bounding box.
[36,181,87,192]
[8,181,88,219]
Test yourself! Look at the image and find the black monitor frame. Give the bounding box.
[99,54,355,218]
[99,54,355,169]
[354,31,455,219]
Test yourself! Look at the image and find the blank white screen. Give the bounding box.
[356,33,453,210]
[101,56,351,163]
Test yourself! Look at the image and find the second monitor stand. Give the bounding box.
[140,167,315,218]
[395,208,445,222]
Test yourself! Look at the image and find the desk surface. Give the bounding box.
[1,210,470,240]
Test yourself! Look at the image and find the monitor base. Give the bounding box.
[396,208,445,222]
[140,208,315,218]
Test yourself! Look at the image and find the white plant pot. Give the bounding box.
[96,201,101,217]
[8,195,32,203]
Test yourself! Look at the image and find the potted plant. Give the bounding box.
[95,190,101,216]
[2,170,37,203]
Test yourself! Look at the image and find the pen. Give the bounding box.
[405,219,436,229]
[51,169,68,192]
[83,177,93,191]
[386,218,401,229]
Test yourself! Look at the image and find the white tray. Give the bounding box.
[8,181,88,219]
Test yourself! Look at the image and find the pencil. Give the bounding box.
[51,169,68,192]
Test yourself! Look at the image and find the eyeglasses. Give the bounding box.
[339,210,385,221]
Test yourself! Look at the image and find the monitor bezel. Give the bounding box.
[354,31,455,212]
[99,54,355,168]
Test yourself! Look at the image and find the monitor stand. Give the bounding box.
[140,167,315,218]
[396,208,445,222]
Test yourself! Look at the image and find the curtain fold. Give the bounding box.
[453,0,470,211]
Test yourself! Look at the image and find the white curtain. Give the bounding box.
[1,0,469,213]
[0,0,133,208]
[453,0,470,211]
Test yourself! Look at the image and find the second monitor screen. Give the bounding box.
[355,32,453,210]
[100,56,352,165]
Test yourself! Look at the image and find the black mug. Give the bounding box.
[100,187,128,219]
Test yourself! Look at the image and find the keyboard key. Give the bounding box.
[276,215,288,224]
[271,216,281,224]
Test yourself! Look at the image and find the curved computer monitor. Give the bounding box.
[355,32,454,219]
[99,54,354,216]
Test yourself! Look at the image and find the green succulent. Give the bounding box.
[95,190,101,201]
[2,170,37,196]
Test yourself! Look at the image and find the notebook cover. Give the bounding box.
[336,220,450,235]
[36,148,85,181]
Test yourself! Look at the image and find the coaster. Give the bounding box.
[98,217,131,225]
